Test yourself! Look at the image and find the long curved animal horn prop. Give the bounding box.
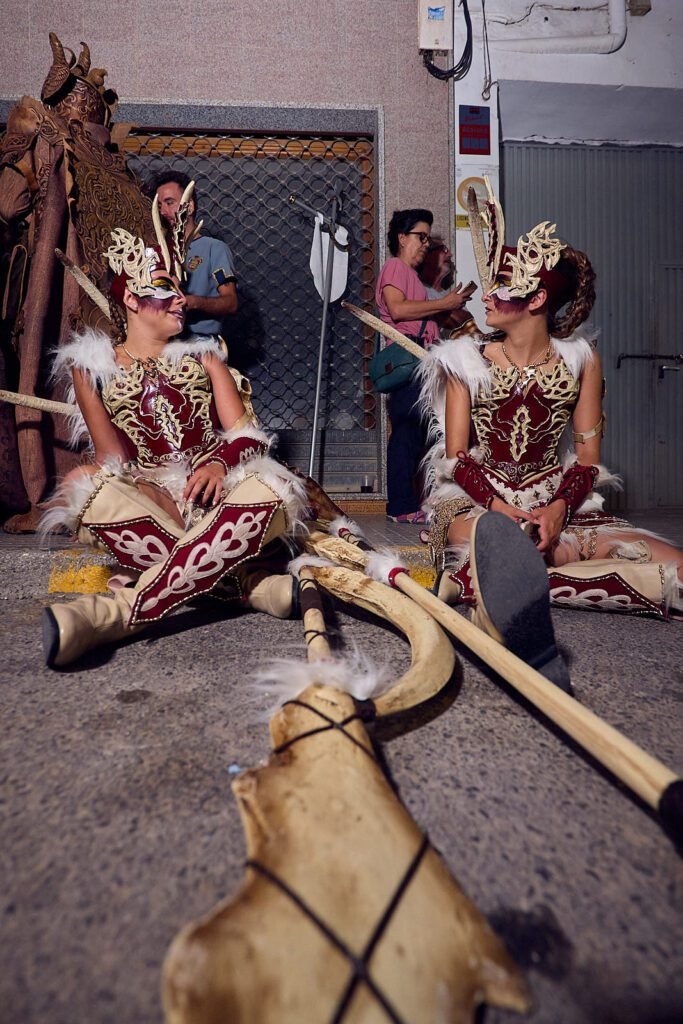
[151,195,173,274]
[162,561,530,1022]
[306,530,683,848]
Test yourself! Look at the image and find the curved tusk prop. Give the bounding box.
[466,186,489,295]
[151,195,173,274]
[301,553,455,719]
[306,530,683,845]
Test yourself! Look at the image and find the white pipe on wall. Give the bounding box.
[492,0,627,54]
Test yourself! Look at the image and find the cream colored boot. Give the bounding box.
[43,588,142,668]
[548,559,677,619]
[236,568,298,619]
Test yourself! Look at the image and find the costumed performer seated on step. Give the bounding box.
[376,209,475,524]
[419,179,682,621]
[41,190,306,668]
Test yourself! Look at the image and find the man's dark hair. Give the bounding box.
[387,208,433,256]
[153,170,199,211]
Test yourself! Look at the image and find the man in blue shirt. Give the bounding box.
[154,170,238,336]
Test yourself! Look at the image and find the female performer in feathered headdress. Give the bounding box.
[418,180,681,639]
[40,184,306,667]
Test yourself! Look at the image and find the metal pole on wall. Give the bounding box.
[287,186,346,479]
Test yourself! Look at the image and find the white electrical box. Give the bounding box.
[418,0,453,51]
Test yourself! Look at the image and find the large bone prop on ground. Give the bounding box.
[162,568,531,1023]
[306,531,683,848]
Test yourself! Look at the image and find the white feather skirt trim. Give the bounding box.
[38,456,128,537]
[223,455,308,534]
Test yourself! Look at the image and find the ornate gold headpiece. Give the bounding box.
[104,229,162,297]
[467,177,565,298]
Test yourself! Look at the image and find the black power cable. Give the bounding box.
[423,0,473,81]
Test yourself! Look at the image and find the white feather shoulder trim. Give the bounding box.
[163,336,226,364]
[551,327,598,380]
[416,336,491,443]
[51,328,118,390]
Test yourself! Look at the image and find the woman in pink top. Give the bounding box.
[375,209,472,522]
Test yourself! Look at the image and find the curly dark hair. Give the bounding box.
[387,209,433,257]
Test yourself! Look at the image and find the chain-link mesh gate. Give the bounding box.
[124,129,381,496]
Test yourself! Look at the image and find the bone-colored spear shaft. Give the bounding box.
[342,301,427,359]
[395,572,678,810]
[0,389,78,416]
[298,567,332,663]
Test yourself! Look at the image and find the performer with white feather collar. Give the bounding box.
[419,180,682,623]
[41,192,306,667]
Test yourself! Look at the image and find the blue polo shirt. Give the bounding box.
[185,235,237,336]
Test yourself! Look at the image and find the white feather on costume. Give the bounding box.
[162,336,226,364]
[51,328,119,391]
[216,422,272,449]
[416,335,491,434]
[251,646,394,718]
[550,330,598,379]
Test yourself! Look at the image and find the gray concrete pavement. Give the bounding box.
[1,514,682,1024]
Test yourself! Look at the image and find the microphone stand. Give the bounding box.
[288,186,345,478]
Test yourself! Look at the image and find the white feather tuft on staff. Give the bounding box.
[251,645,394,718]
[364,549,407,586]
[287,553,334,579]
[328,514,367,540]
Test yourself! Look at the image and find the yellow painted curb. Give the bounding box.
[47,548,114,594]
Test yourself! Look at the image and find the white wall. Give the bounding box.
[479,0,681,88]
[457,0,683,145]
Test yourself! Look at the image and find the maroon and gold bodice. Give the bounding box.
[471,360,580,488]
[100,353,220,469]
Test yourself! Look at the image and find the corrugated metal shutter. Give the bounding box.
[502,143,683,510]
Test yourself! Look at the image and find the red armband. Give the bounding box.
[191,435,268,475]
[452,452,497,509]
[552,463,598,527]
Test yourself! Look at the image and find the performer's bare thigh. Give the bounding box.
[136,481,185,528]
[446,513,479,548]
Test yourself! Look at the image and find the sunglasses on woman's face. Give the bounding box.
[405,231,431,245]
